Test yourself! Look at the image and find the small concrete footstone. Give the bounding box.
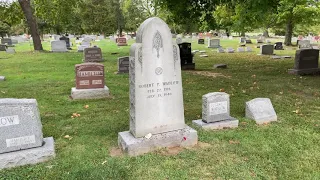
[214,64,227,69]
[0,76,5,81]
[0,137,56,170]
[71,86,110,100]
[118,126,198,156]
[192,118,239,130]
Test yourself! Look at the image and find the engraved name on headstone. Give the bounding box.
[75,63,105,89]
[0,99,43,154]
[83,47,103,62]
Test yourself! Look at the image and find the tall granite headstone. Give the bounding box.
[274,42,284,50]
[193,92,239,130]
[0,99,55,170]
[288,49,320,75]
[179,42,195,70]
[118,17,198,156]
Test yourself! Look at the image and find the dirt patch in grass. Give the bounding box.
[158,141,212,156]
[109,147,124,157]
[186,71,231,78]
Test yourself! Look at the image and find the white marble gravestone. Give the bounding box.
[217,47,225,53]
[51,40,68,52]
[118,17,198,156]
[208,39,220,48]
[245,98,277,124]
[299,40,311,49]
[226,47,235,53]
[193,92,238,130]
[176,37,182,44]
[237,47,245,52]
[0,99,55,170]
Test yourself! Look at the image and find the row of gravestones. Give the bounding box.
[0,17,316,170]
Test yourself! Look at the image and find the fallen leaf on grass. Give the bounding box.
[84,105,89,109]
[229,140,240,144]
[64,135,73,140]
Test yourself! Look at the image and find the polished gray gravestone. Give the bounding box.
[245,98,277,124]
[193,92,238,130]
[288,49,320,75]
[117,56,129,74]
[259,44,274,55]
[0,98,55,170]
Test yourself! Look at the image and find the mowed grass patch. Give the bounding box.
[0,39,320,179]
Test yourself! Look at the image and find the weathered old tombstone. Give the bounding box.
[0,44,6,51]
[59,36,71,50]
[6,48,15,54]
[118,17,198,156]
[213,64,227,69]
[208,39,220,48]
[51,40,68,52]
[299,40,311,49]
[239,37,246,43]
[245,98,277,124]
[217,47,225,53]
[226,47,235,53]
[77,45,89,52]
[117,56,129,74]
[83,47,103,62]
[11,39,18,44]
[1,38,12,46]
[198,39,205,44]
[246,47,253,52]
[259,44,274,55]
[0,99,55,170]
[274,42,284,50]
[71,63,110,99]
[116,37,128,46]
[193,92,238,130]
[176,37,182,44]
[237,47,245,52]
[288,49,320,75]
[245,39,252,44]
[179,42,195,70]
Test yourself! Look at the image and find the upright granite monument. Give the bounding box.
[118,17,198,156]
[71,63,110,99]
[179,42,195,70]
[288,49,320,75]
[83,47,103,62]
[0,99,55,170]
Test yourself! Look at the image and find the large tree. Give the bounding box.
[18,0,43,50]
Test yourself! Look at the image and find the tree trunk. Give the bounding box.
[263,29,269,37]
[18,0,43,51]
[284,19,293,46]
[241,31,245,37]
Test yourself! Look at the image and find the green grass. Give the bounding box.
[0,39,320,179]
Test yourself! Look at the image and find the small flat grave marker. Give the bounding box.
[245,98,277,124]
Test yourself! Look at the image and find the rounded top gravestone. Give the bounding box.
[129,17,186,138]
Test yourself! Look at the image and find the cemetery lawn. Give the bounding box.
[1,39,320,180]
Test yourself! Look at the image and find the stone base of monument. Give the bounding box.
[117,43,128,46]
[288,68,320,75]
[0,76,5,81]
[181,63,195,70]
[71,86,110,100]
[0,137,55,170]
[192,118,238,130]
[118,126,198,156]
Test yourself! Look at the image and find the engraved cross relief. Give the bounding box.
[152,30,163,58]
